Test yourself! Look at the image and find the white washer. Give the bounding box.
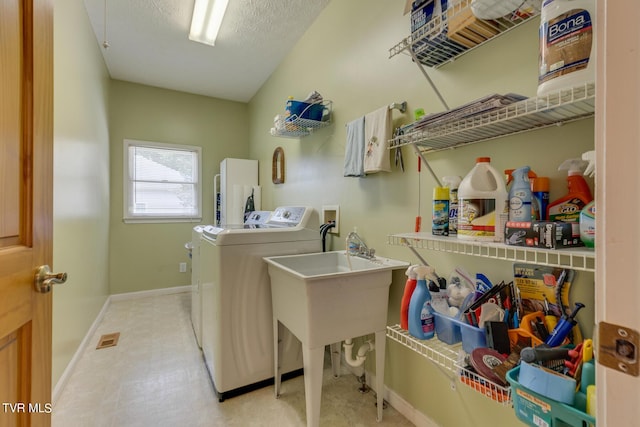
[190,225,205,348]
[200,206,321,401]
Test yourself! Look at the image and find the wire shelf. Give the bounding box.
[386,325,460,373]
[389,83,595,152]
[271,101,332,138]
[456,364,512,406]
[388,233,595,272]
[390,0,540,68]
[387,325,513,405]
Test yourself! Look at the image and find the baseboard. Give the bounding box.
[109,285,191,301]
[52,296,111,405]
[52,285,191,404]
[366,371,440,427]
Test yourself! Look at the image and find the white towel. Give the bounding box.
[363,106,392,174]
[343,117,366,177]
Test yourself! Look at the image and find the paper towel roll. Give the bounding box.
[252,186,261,211]
[231,185,244,224]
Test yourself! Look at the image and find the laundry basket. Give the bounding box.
[285,100,325,121]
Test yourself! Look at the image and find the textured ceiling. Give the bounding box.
[83,0,330,102]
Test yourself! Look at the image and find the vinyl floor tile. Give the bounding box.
[52,292,414,427]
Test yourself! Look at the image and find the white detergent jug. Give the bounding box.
[458,157,508,242]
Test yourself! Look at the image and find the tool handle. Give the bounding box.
[520,346,570,363]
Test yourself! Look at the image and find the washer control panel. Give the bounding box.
[268,206,309,226]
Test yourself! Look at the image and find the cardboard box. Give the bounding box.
[446,5,499,47]
[411,0,436,33]
[505,221,539,247]
[536,221,584,249]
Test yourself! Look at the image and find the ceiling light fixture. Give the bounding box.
[189,0,230,46]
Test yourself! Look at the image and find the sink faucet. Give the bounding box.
[346,229,375,260]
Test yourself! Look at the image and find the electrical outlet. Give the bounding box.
[179,262,187,273]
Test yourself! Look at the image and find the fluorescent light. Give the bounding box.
[189,0,229,46]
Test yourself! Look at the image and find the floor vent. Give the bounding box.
[96,332,120,349]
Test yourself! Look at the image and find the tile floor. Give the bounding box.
[52,292,414,427]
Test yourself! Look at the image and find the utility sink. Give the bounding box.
[263,251,408,347]
[264,251,408,427]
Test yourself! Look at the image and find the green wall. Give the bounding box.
[52,0,111,386]
[107,81,249,294]
[248,1,595,426]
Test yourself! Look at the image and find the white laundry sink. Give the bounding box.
[264,251,408,348]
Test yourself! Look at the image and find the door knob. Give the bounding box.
[34,265,68,293]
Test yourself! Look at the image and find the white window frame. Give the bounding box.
[123,139,202,223]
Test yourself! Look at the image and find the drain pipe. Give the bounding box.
[343,338,374,368]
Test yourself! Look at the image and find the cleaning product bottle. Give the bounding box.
[547,158,593,239]
[579,150,596,248]
[458,157,508,242]
[442,176,462,235]
[400,265,418,330]
[432,186,449,236]
[532,176,550,221]
[537,0,596,96]
[509,166,534,222]
[408,265,435,340]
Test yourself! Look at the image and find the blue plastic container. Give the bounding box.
[285,100,324,121]
[433,312,462,345]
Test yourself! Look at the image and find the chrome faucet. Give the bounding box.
[346,230,375,260]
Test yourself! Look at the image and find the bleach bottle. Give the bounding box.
[400,265,418,330]
[408,265,435,340]
[547,158,593,240]
[509,166,533,222]
[458,157,508,242]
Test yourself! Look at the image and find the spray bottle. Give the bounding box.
[580,150,596,248]
[547,158,593,239]
[408,265,436,340]
[432,186,450,236]
[508,166,534,222]
[442,176,462,235]
[400,266,418,330]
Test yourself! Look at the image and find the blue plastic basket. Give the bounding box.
[285,100,324,121]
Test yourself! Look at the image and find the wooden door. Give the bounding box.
[595,1,640,424]
[0,0,55,426]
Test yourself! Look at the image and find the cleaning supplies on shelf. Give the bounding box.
[579,150,596,248]
[400,265,419,330]
[442,176,462,235]
[547,158,593,240]
[458,157,508,242]
[432,186,450,236]
[408,265,436,340]
[508,166,534,222]
[537,0,596,96]
[532,176,550,221]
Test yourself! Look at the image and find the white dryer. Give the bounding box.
[200,206,321,401]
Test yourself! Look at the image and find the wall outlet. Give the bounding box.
[179,262,187,273]
[321,205,339,234]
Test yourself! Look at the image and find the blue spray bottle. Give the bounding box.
[509,166,533,222]
[408,266,435,340]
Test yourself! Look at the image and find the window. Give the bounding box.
[123,139,202,223]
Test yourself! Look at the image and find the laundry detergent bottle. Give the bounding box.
[442,176,462,235]
[400,265,419,330]
[408,265,435,340]
[458,157,508,242]
[547,158,593,239]
[509,166,533,222]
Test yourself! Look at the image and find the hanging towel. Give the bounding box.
[363,106,392,174]
[343,116,366,177]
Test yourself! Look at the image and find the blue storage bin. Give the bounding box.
[459,320,487,354]
[285,100,324,121]
[433,311,462,345]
